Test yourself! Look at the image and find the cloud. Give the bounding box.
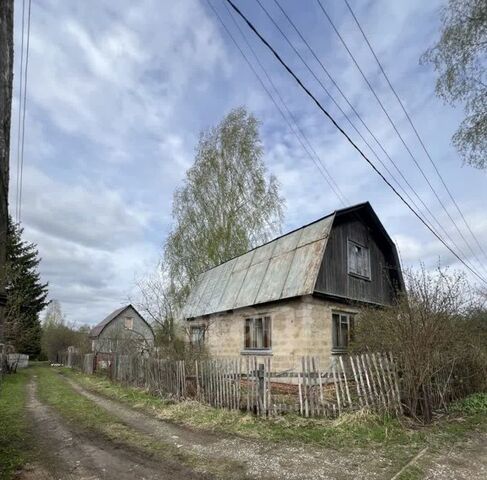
[9,0,487,324]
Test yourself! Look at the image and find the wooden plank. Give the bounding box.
[246,356,250,413]
[223,359,228,409]
[339,356,352,407]
[254,357,260,416]
[377,353,392,411]
[238,357,242,411]
[349,355,364,408]
[365,354,379,407]
[355,355,369,407]
[360,354,374,407]
[310,357,316,417]
[332,362,341,415]
[269,357,272,416]
[387,352,403,414]
[371,353,386,409]
[336,357,348,409]
[229,359,234,410]
[301,357,309,417]
[298,370,303,416]
[317,357,324,416]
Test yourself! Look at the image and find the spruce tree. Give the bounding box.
[4,218,48,357]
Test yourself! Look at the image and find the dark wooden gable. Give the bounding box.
[314,203,403,306]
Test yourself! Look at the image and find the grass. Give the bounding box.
[0,369,31,480]
[63,368,416,448]
[61,368,487,480]
[32,366,245,478]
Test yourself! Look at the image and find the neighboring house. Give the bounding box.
[89,304,155,354]
[183,202,403,370]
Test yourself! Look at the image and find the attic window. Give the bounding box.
[348,240,370,279]
[124,317,134,330]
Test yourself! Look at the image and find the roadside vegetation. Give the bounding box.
[62,366,487,451]
[353,266,487,423]
[0,369,31,480]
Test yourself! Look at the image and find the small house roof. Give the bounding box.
[183,211,335,319]
[183,202,402,319]
[89,304,143,338]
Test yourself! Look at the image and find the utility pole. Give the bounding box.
[0,0,14,346]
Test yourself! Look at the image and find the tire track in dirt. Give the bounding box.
[25,375,211,480]
[64,375,390,480]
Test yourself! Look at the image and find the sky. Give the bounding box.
[8,0,487,326]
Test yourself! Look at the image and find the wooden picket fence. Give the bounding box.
[194,352,401,417]
[65,351,402,418]
[113,355,187,399]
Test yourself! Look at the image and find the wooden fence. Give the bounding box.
[7,353,29,370]
[65,351,402,418]
[194,353,401,416]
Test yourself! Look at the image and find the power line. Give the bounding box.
[224,0,487,286]
[206,0,348,206]
[315,0,487,278]
[256,0,482,277]
[15,0,26,223]
[18,0,32,224]
[342,0,487,266]
[222,1,349,205]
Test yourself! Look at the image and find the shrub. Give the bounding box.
[352,266,487,423]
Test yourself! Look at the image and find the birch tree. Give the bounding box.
[164,107,284,308]
[422,0,487,168]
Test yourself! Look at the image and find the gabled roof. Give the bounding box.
[183,202,402,319]
[183,212,335,319]
[89,304,149,338]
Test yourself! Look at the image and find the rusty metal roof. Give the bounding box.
[183,214,335,318]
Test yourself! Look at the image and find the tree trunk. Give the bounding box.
[0,0,14,345]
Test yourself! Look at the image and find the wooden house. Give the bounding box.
[89,304,154,354]
[183,203,403,370]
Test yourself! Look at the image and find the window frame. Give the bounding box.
[190,325,205,346]
[243,316,272,352]
[124,317,134,330]
[332,311,355,354]
[347,239,371,280]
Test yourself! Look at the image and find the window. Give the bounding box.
[190,326,205,345]
[332,312,354,353]
[244,316,271,350]
[348,240,370,279]
[124,317,134,330]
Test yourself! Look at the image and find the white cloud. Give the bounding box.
[9,0,487,324]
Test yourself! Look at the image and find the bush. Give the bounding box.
[352,266,487,422]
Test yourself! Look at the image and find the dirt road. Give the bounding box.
[63,376,393,479]
[22,371,487,480]
[24,377,211,480]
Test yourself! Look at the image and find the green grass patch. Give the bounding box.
[0,370,31,480]
[450,393,487,415]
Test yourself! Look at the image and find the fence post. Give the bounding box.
[258,363,265,415]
